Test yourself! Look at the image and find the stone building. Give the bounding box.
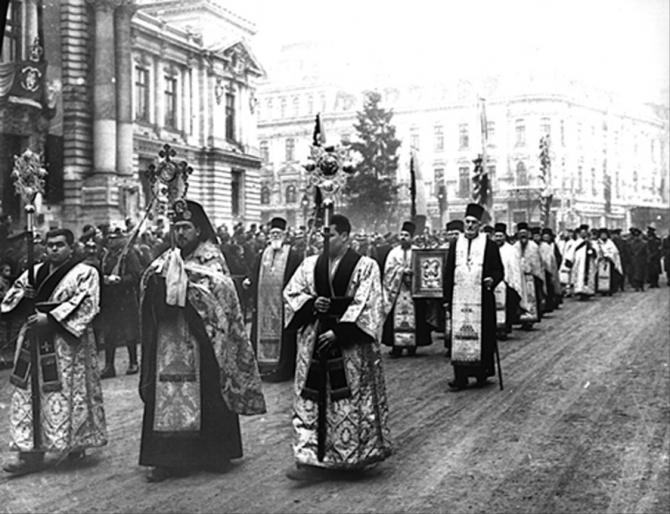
[257,44,670,232]
[0,0,264,232]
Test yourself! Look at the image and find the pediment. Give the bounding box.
[209,40,265,79]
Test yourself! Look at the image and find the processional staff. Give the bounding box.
[11,148,48,450]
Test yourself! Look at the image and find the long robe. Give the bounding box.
[558,239,577,292]
[381,245,435,349]
[647,235,662,286]
[627,236,648,290]
[283,249,392,469]
[539,241,561,312]
[1,261,107,453]
[444,234,503,381]
[249,244,302,381]
[567,238,597,297]
[139,240,265,469]
[495,242,523,334]
[513,240,545,325]
[593,238,622,294]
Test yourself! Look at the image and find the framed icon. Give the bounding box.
[411,249,447,298]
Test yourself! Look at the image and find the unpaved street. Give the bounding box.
[1,285,668,514]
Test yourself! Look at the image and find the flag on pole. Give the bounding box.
[479,97,488,147]
[409,152,417,219]
[471,154,490,207]
[312,113,325,147]
[538,136,553,227]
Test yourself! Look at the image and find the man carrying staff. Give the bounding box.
[444,204,503,391]
[244,216,302,382]
[382,221,435,357]
[283,214,392,479]
[2,228,107,475]
[138,200,266,482]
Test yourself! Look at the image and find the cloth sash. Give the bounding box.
[451,234,486,364]
[164,248,188,307]
[256,246,290,365]
[519,273,538,323]
[596,258,611,293]
[494,281,507,329]
[393,283,416,347]
[10,259,79,392]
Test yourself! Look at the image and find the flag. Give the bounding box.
[538,136,553,226]
[479,97,488,146]
[312,113,325,147]
[472,155,490,207]
[409,153,416,219]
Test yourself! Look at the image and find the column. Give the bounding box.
[23,0,39,59]
[91,0,118,174]
[115,1,136,178]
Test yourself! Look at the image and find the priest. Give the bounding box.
[283,214,392,479]
[444,204,503,391]
[492,223,522,340]
[244,216,302,382]
[138,200,266,482]
[593,228,622,295]
[565,224,597,300]
[513,223,545,330]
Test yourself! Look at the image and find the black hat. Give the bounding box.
[598,228,610,236]
[465,203,484,221]
[578,224,590,232]
[494,222,507,234]
[446,219,464,232]
[516,222,529,232]
[630,227,641,235]
[530,226,541,235]
[173,200,218,244]
[482,225,494,234]
[541,227,553,236]
[270,217,287,231]
[401,221,416,236]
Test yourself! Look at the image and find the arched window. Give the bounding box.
[285,185,297,204]
[261,185,271,205]
[516,161,528,186]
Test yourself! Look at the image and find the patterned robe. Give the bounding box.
[513,240,545,324]
[1,261,107,453]
[495,242,523,333]
[593,238,623,294]
[139,240,265,469]
[567,237,597,296]
[284,250,392,469]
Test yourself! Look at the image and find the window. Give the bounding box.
[434,168,445,193]
[487,121,495,142]
[541,117,551,138]
[516,161,528,186]
[260,140,269,162]
[434,125,444,152]
[410,128,420,150]
[285,138,295,161]
[134,66,149,121]
[341,133,351,144]
[225,92,236,141]
[458,167,470,197]
[560,120,565,146]
[285,184,297,204]
[591,168,597,196]
[615,171,620,198]
[164,75,177,128]
[1,1,20,62]
[307,95,314,114]
[633,171,638,193]
[459,124,469,149]
[266,98,273,119]
[280,97,287,118]
[514,119,525,147]
[487,165,496,185]
[292,96,299,117]
[231,170,243,217]
[260,185,271,205]
[577,166,583,193]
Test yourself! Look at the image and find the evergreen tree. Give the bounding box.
[342,91,401,230]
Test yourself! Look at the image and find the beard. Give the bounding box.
[270,239,283,250]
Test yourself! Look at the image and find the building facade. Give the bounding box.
[257,49,670,233]
[0,0,264,232]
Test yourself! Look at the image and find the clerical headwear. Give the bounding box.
[173,200,218,244]
[541,228,553,236]
[464,203,484,221]
[530,226,541,236]
[401,221,416,236]
[446,220,464,232]
[598,228,610,237]
[482,225,494,234]
[494,223,507,234]
[578,224,590,232]
[270,217,287,231]
[516,222,529,232]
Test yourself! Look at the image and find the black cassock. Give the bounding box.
[443,237,504,382]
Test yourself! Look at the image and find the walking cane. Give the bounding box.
[494,338,504,391]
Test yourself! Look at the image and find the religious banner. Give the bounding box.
[411,248,447,298]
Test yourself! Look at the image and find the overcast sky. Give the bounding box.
[227,0,669,103]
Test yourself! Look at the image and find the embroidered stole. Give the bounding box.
[393,249,415,347]
[256,245,290,365]
[518,244,538,323]
[494,281,507,329]
[153,307,202,433]
[451,234,486,364]
[595,242,611,293]
[10,260,78,392]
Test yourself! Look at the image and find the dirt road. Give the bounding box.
[1,285,668,513]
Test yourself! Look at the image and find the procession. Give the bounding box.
[1,0,669,513]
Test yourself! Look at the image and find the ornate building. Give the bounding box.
[0,0,264,232]
[257,44,670,232]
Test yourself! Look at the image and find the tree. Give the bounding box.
[342,91,401,230]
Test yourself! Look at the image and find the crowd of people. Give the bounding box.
[0,201,668,483]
